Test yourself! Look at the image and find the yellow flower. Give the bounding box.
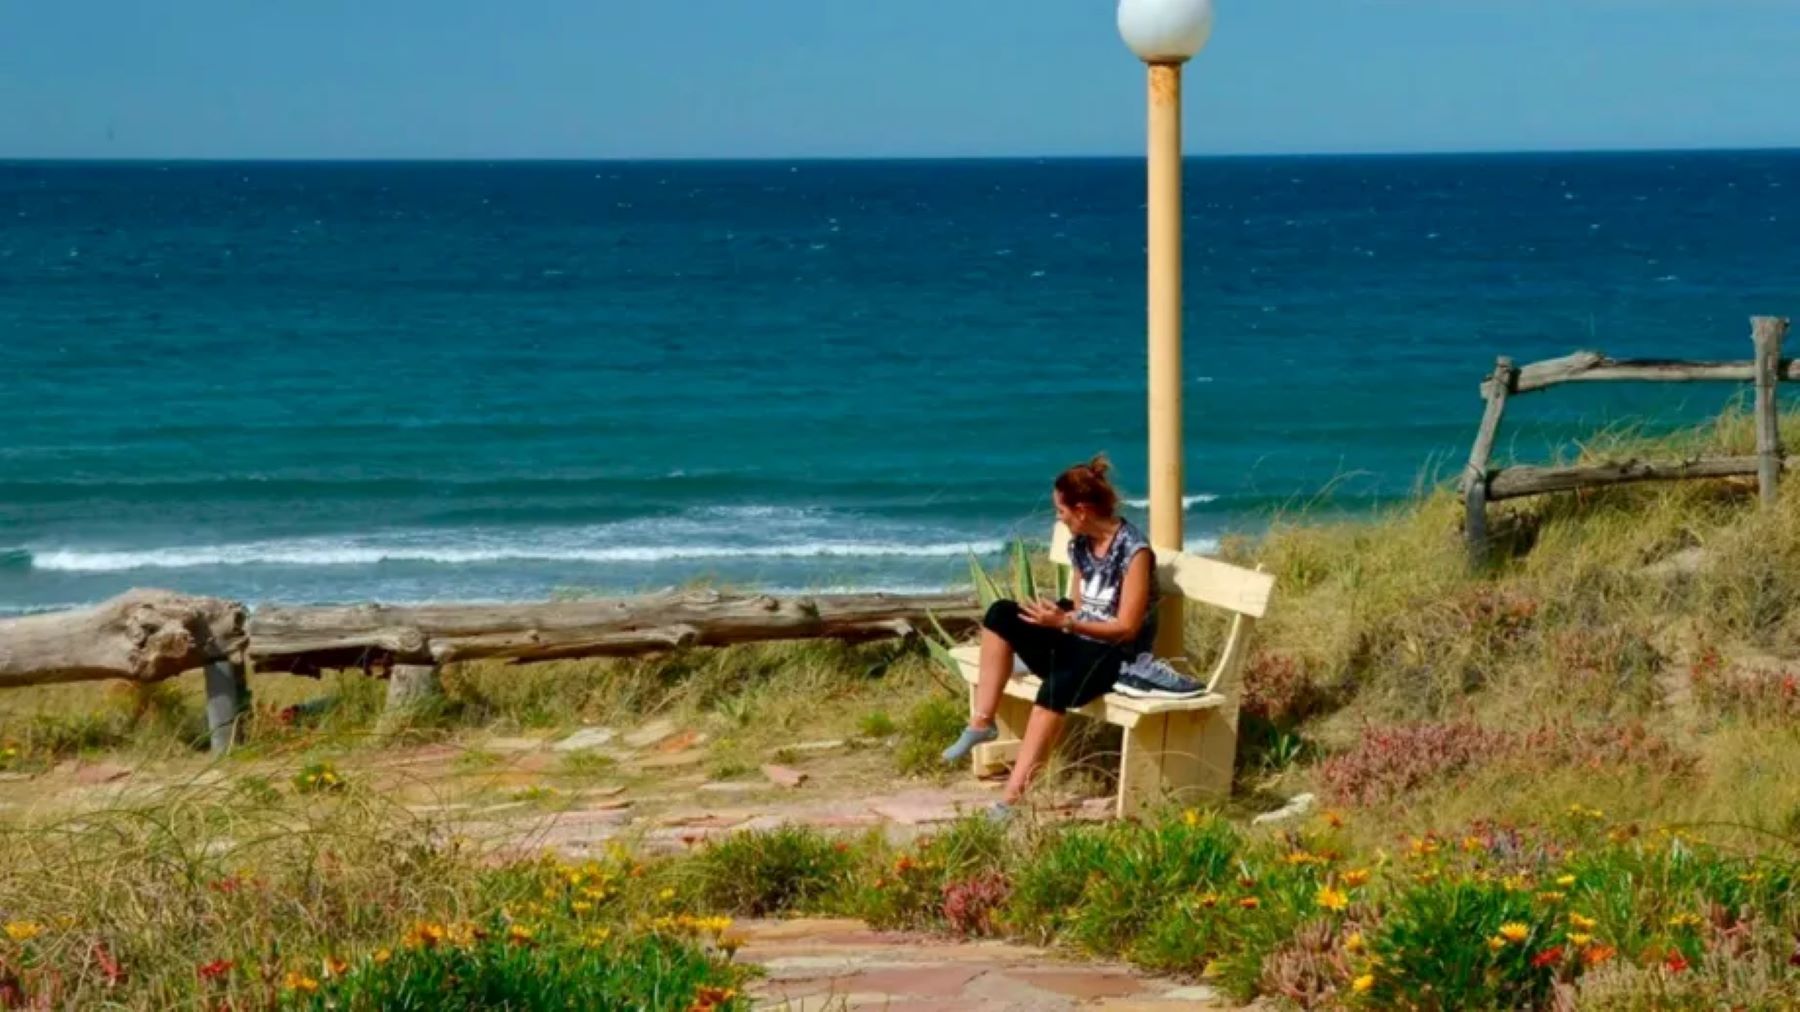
[584,927,613,949]
[658,887,676,901]
[1487,936,1507,953]
[1353,974,1375,994]
[1462,836,1484,853]
[4,921,42,943]
[1556,875,1576,888]
[1502,875,1532,893]
[572,901,594,914]
[372,948,392,965]
[1342,869,1371,888]
[1317,886,1350,913]
[1567,932,1592,947]
[1196,891,1220,908]
[1536,891,1566,904]
[719,930,747,955]
[1344,932,1366,954]
[403,921,446,949]
[1182,809,1200,827]
[1668,913,1703,930]
[282,971,320,994]
[1498,923,1530,944]
[1569,913,1598,932]
[507,924,535,945]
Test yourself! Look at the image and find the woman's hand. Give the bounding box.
[1020,598,1070,629]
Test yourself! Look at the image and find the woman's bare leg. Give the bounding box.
[969,626,1014,730]
[1003,705,1066,804]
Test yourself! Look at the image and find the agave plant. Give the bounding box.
[922,539,1069,692]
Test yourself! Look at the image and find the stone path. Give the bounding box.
[738,919,1232,1011]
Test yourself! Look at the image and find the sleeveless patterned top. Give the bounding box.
[1071,519,1158,652]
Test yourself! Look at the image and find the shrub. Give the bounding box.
[284,924,743,1011]
[1318,722,1518,806]
[895,694,965,776]
[690,827,856,917]
[858,816,1010,932]
[1318,721,1694,806]
[1364,877,1563,1010]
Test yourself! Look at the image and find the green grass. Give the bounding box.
[17,407,1800,1007]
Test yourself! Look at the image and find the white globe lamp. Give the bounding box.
[1118,0,1215,65]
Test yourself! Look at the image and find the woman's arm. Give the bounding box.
[1064,549,1152,644]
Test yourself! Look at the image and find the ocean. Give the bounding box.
[2,152,1796,613]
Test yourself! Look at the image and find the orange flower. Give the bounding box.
[1531,946,1564,968]
[1342,869,1371,889]
[1664,952,1690,973]
[1237,897,1260,910]
[196,959,234,983]
[1581,944,1617,967]
[322,955,348,979]
[282,971,320,994]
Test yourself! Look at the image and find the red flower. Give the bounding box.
[198,959,235,983]
[92,941,127,987]
[1664,952,1690,974]
[1531,946,1564,968]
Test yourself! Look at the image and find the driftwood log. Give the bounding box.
[0,590,247,688]
[247,590,982,676]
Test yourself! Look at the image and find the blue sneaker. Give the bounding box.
[1113,653,1206,700]
[941,724,999,764]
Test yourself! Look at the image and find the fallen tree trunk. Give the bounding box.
[248,590,981,675]
[1485,455,1769,501]
[0,590,248,688]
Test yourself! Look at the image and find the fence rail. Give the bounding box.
[1463,315,1792,563]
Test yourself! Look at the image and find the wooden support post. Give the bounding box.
[1753,317,1790,509]
[203,659,249,756]
[380,663,442,731]
[1464,357,1515,565]
[971,693,1032,778]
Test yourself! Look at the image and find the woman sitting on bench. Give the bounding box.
[942,455,1157,819]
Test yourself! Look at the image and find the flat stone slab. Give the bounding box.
[762,764,808,788]
[485,736,546,754]
[623,718,678,749]
[737,918,1234,1011]
[552,727,616,752]
[699,781,763,795]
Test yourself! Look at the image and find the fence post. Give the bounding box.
[1753,316,1789,509]
[1464,356,1515,565]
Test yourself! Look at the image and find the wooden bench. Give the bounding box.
[953,522,1274,818]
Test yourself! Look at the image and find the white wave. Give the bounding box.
[29,537,1008,573]
[1122,494,1219,509]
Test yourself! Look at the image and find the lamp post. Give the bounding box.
[1118,0,1212,659]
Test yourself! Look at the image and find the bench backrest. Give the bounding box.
[1047,521,1274,698]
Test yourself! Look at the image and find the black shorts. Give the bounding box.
[982,600,1128,714]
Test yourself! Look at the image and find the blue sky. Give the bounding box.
[4,0,1798,159]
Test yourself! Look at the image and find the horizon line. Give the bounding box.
[5,142,1800,165]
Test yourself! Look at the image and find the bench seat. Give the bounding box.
[955,522,1274,818]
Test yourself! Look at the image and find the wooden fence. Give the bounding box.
[1463,315,1793,562]
[0,588,982,755]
